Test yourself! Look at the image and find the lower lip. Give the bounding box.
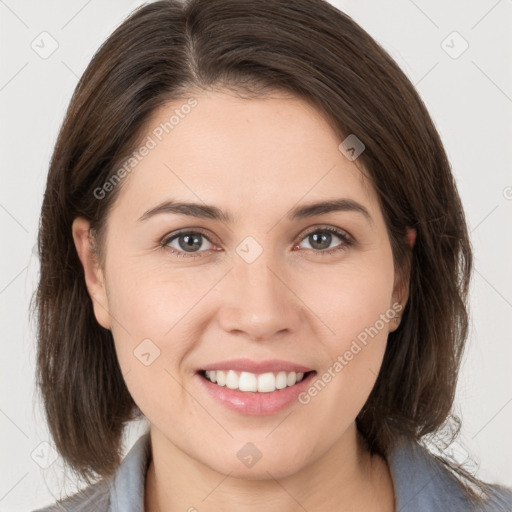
[195,371,316,416]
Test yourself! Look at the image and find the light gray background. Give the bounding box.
[1,1,511,510]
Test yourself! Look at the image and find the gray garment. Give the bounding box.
[31,432,512,512]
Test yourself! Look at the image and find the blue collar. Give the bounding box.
[67,431,510,512]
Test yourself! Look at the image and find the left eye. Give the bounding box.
[297,227,351,254]
[161,227,351,258]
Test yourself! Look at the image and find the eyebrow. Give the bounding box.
[138,198,373,225]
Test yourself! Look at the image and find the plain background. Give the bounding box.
[1,0,511,510]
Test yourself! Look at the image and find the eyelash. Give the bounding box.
[160,226,353,259]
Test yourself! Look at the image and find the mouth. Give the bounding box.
[194,360,317,415]
[197,368,316,393]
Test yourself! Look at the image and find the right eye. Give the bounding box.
[161,229,216,258]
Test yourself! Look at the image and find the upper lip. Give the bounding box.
[199,358,314,374]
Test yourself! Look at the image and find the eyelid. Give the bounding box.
[299,224,353,242]
[294,225,353,257]
[160,227,218,255]
[160,224,354,258]
[161,227,211,241]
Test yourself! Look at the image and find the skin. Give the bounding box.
[73,90,413,512]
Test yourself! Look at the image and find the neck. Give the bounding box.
[144,423,395,512]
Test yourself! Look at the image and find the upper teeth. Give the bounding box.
[204,370,306,393]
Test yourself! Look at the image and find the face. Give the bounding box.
[73,90,407,479]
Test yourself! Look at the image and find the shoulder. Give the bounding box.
[480,483,512,511]
[28,478,111,512]
[28,432,151,512]
[387,437,512,512]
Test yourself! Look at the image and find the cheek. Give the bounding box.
[303,251,395,346]
[106,258,209,338]
[104,262,202,424]
[104,258,219,404]
[296,253,395,417]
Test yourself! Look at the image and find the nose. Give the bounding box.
[217,253,303,342]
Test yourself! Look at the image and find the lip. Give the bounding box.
[195,369,317,416]
[198,358,314,374]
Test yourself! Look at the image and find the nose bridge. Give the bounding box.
[218,243,300,340]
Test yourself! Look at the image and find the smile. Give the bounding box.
[195,360,317,415]
[200,369,309,392]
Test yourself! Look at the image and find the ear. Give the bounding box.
[388,226,416,332]
[72,217,111,330]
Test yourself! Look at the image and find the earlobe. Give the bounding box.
[388,300,403,333]
[389,276,407,334]
[389,227,415,332]
[71,217,111,330]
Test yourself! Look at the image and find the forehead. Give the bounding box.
[111,90,378,222]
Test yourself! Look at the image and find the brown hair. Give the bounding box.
[32,0,491,503]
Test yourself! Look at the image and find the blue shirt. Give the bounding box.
[31,432,512,511]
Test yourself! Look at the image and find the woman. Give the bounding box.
[31,0,512,511]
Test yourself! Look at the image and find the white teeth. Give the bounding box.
[239,371,257,392]
[257,372,275,393]
[203,369,307,392]
[225,370,239,390]
[215,370,226,386]
[275,371,288,389]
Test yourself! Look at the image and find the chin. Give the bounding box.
[201,444,311,480]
